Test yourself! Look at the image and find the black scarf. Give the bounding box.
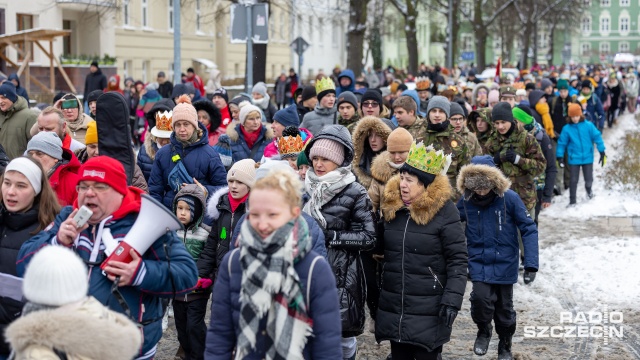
[470,191,497,207]
[428,120,451,132]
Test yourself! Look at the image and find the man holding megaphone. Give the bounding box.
[17,156,198,360]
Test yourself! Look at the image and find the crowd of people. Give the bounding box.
[0,59,635,360]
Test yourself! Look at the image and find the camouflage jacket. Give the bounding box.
[459,126,483,157]
[483,126,546,210]
[338,113,360,134]
[423,124,471,199]
[467,108,495,151]
[401,116,427,143]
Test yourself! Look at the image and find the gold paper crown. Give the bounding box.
[155,110,173,132]
[315,77,335,95]
[415,77,431,90]
[405,142,452,176]
[277,135,304,157]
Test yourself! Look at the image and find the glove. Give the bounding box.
[523,268,537,284]
[439,305,458,328]
[556,158,564,168]
[493,152,503,166]
[324,230,336,247]
[196,277,213,289]
[599,152,606,167]
[504,148,520,164]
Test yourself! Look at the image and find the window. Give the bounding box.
[141,0,148,28]
[493,37,501,51]
[461,0,473,18]
[600,0,610,5]
[280,13,284,40]
[123,0,130,26]
[123,60,132,78]
[538,32,549,48]
[168,0,173,31]
[620,15,629,34]
[461,33,474,52]
[582,16,591,32]
[599,42,609,54]
[16,14,33,61]
[620,0,629,5]
[619,42,629,52]
[582,43,591,56]
[600,15,610,33]
[142,61,149,82]
[195,0,201,32]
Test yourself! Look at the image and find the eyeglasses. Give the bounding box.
[450,117,465,123]
[362,101,378,107]
[76,184,111,193]
[477,90,488,95]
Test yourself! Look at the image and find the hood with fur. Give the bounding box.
[471,83,491,107]
[456,162,511,197]
[381,173,451,225]
[193,99,222,132]
[206,186,230,221]
[173,183,208,229]
[351,116,392,187]
[225,121,275,143]
[370,151,399,184]
[143,131,159,161]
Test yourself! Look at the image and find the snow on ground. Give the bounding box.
[543,112,640,218]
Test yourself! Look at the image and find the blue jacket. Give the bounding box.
[136,135,157,182]
[148,122,227,209]
[16,197,198,357]
[212,121,275,168]
[456,158,539,284]
[205,248,342,359]
[584,94,605,127]
[335,69,355,96]
[556,119,605,165]
[229,212,327,259]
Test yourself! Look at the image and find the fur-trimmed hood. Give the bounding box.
[351,116,392,187]
[5,297,141,360]
[471,83,491,107]
[381,174,452,225]
[143,131,159,161]
[206,186,230,220]
[456,162,512,197]
[225,121,275,143]
[193,99,222,132]
[370,151,399,184]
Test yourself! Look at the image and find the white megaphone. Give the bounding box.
[101,193,183,272]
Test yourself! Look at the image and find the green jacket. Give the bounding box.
[173,184,211,260]
[467,108,495,151]
[483,125,546,210]
[338,113,360,134]
[401,116,427,144]
[422,124,471,199]
[0,96,37,159]
[459,126,483,157]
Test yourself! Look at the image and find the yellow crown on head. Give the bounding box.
[155,110,173,132]
[405,142,452,176]
[277,135,304,157]
[415,76,431,91]
[315,77,336,95]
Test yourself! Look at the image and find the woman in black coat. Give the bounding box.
[303,125,376,360]
[377,142,468,359]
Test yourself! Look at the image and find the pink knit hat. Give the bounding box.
[172,94,198,129]
[488,89,500,104]
[309,138,345,166]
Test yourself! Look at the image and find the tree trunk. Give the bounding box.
[347,0,369,73]
[532,22,538,67]
[370,27,383,70]
[451,0,460,65]
[405,1,419,74]
[520,21,533,69]
[547,24,556,67]
[474,1,487,70]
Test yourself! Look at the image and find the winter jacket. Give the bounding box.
[624,75,639,99]
[56,94,93,144]
[197,187,246,285]
[583,93,605,128]
[149,121,228,209]
[606,81,621,112]
[83,68,107,102]
[77,148,148,193]
[296,102,313,124]
[368,151,398,213]
[527,122,557,202]
[556,118,605,166]
[335,69,356,96]
[49,148,81,206]
[7,74,29,105]
[550,95,577,137]
[213,121,275,168]
[377,174,468,351]
[400,116,428,144]
[263,127,313,158]
[5,297,142,360]
[459,125,483,156]
[137,134,158,182]
[0,96,37,159]
[300,104,338,135]
[158,80,174,99]
[422,123,472,198]
[472,83,491,108]
[483,125,546,211]
[16,189,198,357]
[194,100,224,146]
[456,160,538,284]
[468,108,494,149]
[351,116,392,189]
[337,112,360,133]
[205,247,342,360]
[303,125,377,337]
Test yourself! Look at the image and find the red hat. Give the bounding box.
[78,156,128,196]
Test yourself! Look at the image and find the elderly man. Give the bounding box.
[17,156,198,360]
[0,81,37,159]
[31,106,85,152]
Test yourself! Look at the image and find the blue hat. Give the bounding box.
[471,155,497,168]
[0,81,18,103]
[273,105,300,128]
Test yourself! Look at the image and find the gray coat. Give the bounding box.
[300,104,338,135]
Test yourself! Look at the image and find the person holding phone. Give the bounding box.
[54,93,93,144]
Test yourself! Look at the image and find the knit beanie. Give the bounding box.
[78,156,128,196]
[512,106,534,125]
[528,90,546,106]
[556,79,569,90]
[360,89,383,111]
[0,81,18,103]
[386,128,413,153]
[581,80,593,90]
[525,82,536,91]
[515,89,527,97]
[488,89,500,104]
[85,120,98,145]
[86,89,103,104]
[273,105,300,128]
[449,102,465,119]
[427,95,451,119]
[238,101,263,125]
[337,91,358,110]
[492,102,514,123]
[23,246,88,306]
[309,138,345,166]
[25,132,63,160]
[213,88,229,103]
[256,159,296,180]
[296,150,310,168]
[252,83,268,98]
[568,103,582,117]
[5,158,43,195]
[172,95,199,129]
[171,84,189,98]
[175,195,197,225]
[540,78,553,91]
[227,158,257,188]
[300,86,317,103]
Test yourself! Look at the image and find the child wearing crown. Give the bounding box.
[300,77,339,135]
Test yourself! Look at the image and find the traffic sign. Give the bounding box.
[230,3,269,44]
[290,37,309,56]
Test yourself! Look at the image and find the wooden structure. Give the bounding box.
[0,29,75,94]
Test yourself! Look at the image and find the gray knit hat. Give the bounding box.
[426,95,451,119]
[252,82,268,97]
[25,132,63,160]
[449,102,465,118]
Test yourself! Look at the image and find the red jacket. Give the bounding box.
[186,74,206,96]
[50,148,81,206]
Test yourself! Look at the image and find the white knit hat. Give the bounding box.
[227,158,257,188]
[23,246,88,306]
[238,101,263,125]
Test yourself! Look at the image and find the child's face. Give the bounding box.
[228,180,250,200]
[248,189,300,240]
[298,164,309,180]
[176,200,191,225]
[570,115,581,124]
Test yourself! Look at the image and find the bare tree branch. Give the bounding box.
[484,0,516,27]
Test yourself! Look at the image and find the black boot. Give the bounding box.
[473,322,493,356]
[496,324,516,360]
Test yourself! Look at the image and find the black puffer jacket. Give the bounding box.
[377,174,467,351]
[304,124,377,337]
[197,187,247,283]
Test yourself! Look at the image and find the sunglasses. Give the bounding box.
[362,101,379,108]
[61,99,79,109]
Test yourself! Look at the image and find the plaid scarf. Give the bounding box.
[303,166,356,229]
[237,216,313,360]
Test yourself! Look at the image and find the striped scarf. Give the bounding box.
[237,216,313,360]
